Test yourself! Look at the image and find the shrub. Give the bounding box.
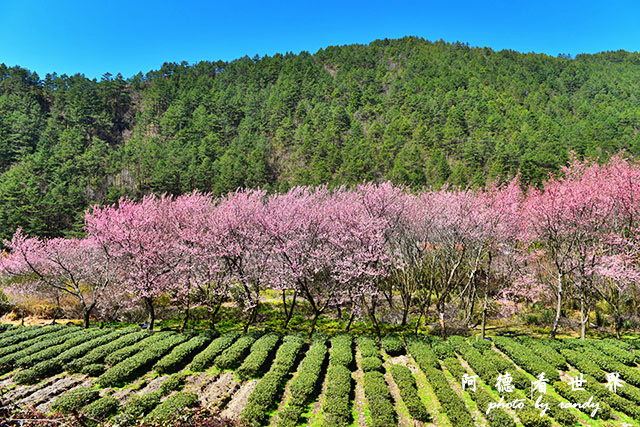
[0,325,75,361]
[363,371,396,427]
[442,356,466,380]
[389,364,430,422]
[0,325,63,349]
[236,333,281,379]
[361,356,383,372]
[516,336,567,370]
[14,329,119,384]
[98,333,188,387]
[469,387,516,427]
[65,330,149,372]
[356,336,379,358]
[432,341,457,359]
[81,363,105,377]
[0,327,81,370]
[518,408,553,427]
[559,349,606,382]
[215,331,263,370]
[493,337,559,382]
[121,391,162,419]
[589,340,637,365]
[554,381,611,419]
[104,331,173,366]
[276,339,327,427]
[15,328,108,369]
[329,334,353,367]
[160,372,187,395]
[323,364,352,427]
[146,392,199,421]
[381,334,404,356]
[154,334,212,374]
[51,387,100,413]
[536,393,578,427]
[190,331,242,372]
[404,334,439,369]
[406,336,474,427]
[81,395,119,420]
[241,336,304,426]
[470,338,493,352]
[448,336,500,385]
[582,373,640,419]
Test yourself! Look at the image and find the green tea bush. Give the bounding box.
[215,331,262,370]
[241,336,304,426]
[121,391,162,419]
[322,364,352,427]
[559,349,607,382]
[589,340,637,365]
[15,328,107,369]
[329,334,353,368]
[98,333,188,387]
[0,325,74,361]
[81,395,119,420]
[146,392,198,421]
[153,334,212,374]
[406,336,474,427]
[361,356,383,372]
[0,325,61,349]
[65,330,149,372]
[81,363,105,377]
[389,364,430,422]
[554,381,611,419]
[160,372,187,395]
[51,387,100,413]
[493,337,559,382]
[276,338,327,427]
[190,331,241,372]
[363,371,396,427]
[104,332,173,366]
[236,333,281,379]
[356,336,379,358]
[381,334,404,356]
[404,334,439,369]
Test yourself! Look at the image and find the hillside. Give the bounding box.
[1,36,640,239]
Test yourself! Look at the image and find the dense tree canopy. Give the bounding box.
[2,37,640,240]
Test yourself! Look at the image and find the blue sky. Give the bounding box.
[1,1,639,79]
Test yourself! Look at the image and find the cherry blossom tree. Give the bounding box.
[0,230,115,328]
[85,195,182,330]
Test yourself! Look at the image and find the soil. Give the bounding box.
[220,379,258,419]
[199,372,239,412]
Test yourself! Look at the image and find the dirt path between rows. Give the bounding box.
[220,379,257,420]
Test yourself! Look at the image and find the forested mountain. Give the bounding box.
[1,36,640,240]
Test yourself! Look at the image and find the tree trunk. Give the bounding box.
[414,311,422,334]
[145,297,156,331]
[481,300,488,340]
[464,283,477,327]
[346,310,355,332]
[401,304,409,326]
[208,302,222,330]
[282,291,297,330]
[181,306,190,332]
[614,306,623,340]
[580,298,587,341]
[244,303,259,333]
[309,311,321,339]
[83,309,91,329]
[369,296,381,338]
[550,275,562,339]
